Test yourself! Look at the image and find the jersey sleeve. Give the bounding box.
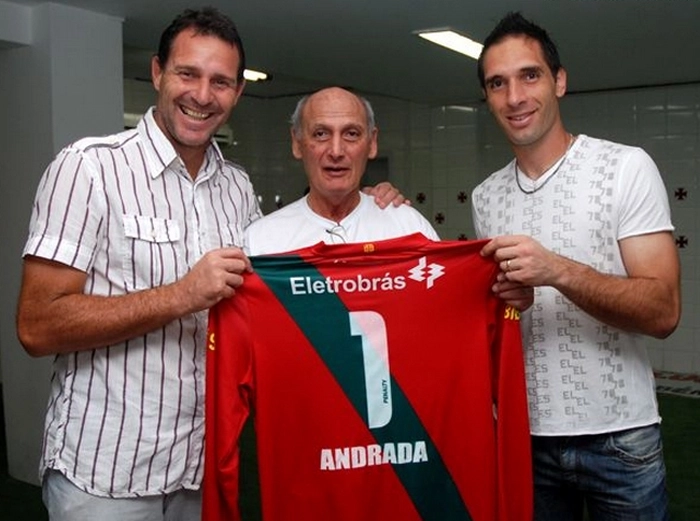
[203,293,255,521]
[493,304,533,521]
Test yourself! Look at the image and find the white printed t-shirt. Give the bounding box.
[471,134,674,436]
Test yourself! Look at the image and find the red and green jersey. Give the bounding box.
[204,234,532,521]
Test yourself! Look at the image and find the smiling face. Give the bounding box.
[481,35,566,150]
[151,28,245,173]
[292,88,378,213]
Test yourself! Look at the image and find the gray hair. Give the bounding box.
[290,90,376,138]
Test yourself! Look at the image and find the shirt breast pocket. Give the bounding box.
[122,214,184,290]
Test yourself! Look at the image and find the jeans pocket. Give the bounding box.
[608,424,663,466]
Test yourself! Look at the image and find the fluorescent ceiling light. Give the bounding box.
[243,69,269,82]
[446,105,478,113]
[416,29,483,60]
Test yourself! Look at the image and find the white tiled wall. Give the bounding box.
[124,80,700,374]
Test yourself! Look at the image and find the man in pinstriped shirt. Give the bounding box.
[16,7,401,521]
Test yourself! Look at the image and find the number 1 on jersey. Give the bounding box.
[349,311,393,429]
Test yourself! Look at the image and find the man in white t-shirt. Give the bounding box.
[245,87,439,255]
[471,11,681,521]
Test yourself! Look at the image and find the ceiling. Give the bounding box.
[9,0,700,105]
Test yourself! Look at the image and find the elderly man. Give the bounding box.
[204,87,532,521]
[244,87,438,254]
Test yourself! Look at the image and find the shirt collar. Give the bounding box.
[137,107,226,180]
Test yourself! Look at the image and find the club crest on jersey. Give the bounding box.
[288,257,446,295]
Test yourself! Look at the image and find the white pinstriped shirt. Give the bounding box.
[23,108,262,498]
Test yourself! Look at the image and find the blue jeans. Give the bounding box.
[532,424,670,521]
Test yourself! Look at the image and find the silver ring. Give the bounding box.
[506,259,511,271]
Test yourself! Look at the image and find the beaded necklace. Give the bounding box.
[515,134,576,194]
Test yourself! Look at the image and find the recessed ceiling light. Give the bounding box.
[415,29,483,60]
[243,69,269,82]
